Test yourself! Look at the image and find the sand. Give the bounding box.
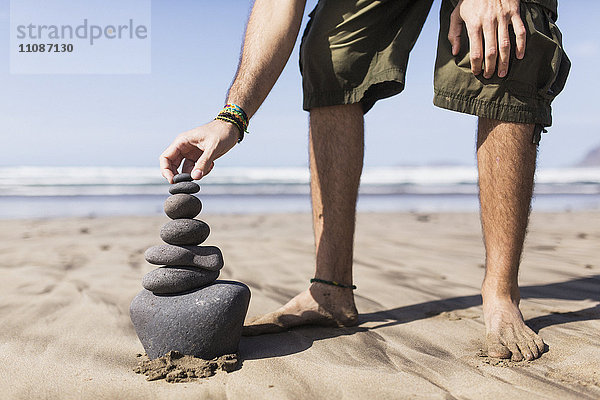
[0,211,598,399]
[134,351,240,382]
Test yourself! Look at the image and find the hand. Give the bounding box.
[159,119,239,183]
[448,0,526,79]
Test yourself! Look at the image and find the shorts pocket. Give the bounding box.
[545,13,570,99]
[506,4,570,101]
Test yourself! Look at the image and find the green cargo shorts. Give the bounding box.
[299,0,570,129]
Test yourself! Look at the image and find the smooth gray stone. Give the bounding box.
[142,266,219,294]
[144,245,223,270]
[164,194,202,220]
[169,181,200,195]
[160,219,210,245]
[173,173,193,183]
[130,281,251,359]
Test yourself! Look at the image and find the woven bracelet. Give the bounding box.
[224,103,248,122]
[215,103,249,143]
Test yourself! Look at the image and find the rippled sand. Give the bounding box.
[0,212,598,399]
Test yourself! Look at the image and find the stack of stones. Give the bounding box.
[130,173,251,360]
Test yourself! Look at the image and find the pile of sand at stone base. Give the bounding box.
[134,351,240,382]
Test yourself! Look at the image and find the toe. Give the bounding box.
[486,333,511,358]
[242,322,285,336]
[517,341,534,361]
[244,315,260,325]
[487,342,511,358]
[242,313,287,336]
[534,336,546,355]
[508,343,524,362]
[527,339,540,359]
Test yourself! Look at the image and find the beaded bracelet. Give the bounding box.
[310,278,357,290]
[215,103,249,143]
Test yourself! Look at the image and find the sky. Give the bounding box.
[0,0,598,169]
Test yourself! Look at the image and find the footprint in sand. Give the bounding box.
[60,253,89,271]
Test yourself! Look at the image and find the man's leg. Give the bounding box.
[243,104,363,335]
[477,118,545,361]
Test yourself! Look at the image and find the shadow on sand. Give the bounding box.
[239,275,600,360]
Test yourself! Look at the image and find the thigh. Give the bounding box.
[300,0,434,113]
[433,0,570,129]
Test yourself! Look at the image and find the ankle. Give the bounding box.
[310,277,356,290]
[481,280,520,305]
[309,282,357,311]
[310,281,355,297]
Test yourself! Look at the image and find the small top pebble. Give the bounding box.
[173,173,193,183]
[169,181,200,195]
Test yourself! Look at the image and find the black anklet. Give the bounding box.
[310,278,356,290]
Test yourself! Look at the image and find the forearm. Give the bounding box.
[227,0,307,118]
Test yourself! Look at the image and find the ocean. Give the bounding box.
[0,166,599,218]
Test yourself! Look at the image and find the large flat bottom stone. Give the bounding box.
[130,281,251,360]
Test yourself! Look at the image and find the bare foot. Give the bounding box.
[483,291,545,361]
[242,283,358,336]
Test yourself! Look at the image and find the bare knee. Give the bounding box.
[479,118,534,130]
[309,104,363,126]
[477,118,536,149]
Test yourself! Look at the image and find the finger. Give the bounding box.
[448,9,464,56]
[159,156,174,183]
[483,20,498,79]
[191,145,216,180]
[466,23,484,75]
[511,14,527,59]
[205,161,215,176]
[159,144,183,183]
[182,158,196,174]
[497,18,511,78]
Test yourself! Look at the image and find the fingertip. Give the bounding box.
[191,169,203,180]
[161,171,174,184]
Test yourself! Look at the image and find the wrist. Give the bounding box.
[215,103,250,143]
[225,100,253,119]
[212,118,242,141]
